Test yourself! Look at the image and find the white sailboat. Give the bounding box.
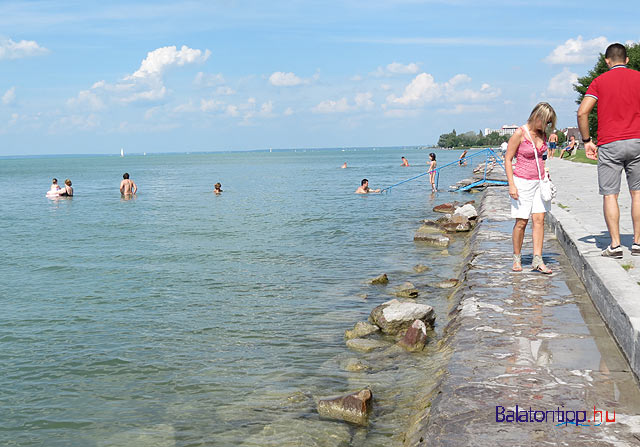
[120,148,124,157]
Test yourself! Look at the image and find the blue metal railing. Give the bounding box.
[381,148,507,193]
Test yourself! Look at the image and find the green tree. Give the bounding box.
[574,43,640,142]
[556,130,566,146]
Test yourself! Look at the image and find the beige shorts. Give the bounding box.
[510,176,550,219]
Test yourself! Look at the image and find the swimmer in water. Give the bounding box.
[355,178,380,194]
[214,182,223,194]
[341,162,347,169]
[57,179,73,197]
[120,173,137,196]
[401,156,410,167]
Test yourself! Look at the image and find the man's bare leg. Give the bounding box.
[603,194,621,247]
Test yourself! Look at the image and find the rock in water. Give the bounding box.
[413,264,430,273]
[392,282,419,298]
[441,221,471,233]
[369,273,389,285]
[346,338,390,353]
[413,232,450,247]
[317,389,373,425]
[454,203,478,219]
[398,319,428,352]
[433,202,457,213]
[433,278,459,289]
[343,358,371,372]
[369,299,435,335]
[345,321,380,340]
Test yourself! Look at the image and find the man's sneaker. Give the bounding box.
[602,245,623,259]
[632,243,640,256]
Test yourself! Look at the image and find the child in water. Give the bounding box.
[214,182,223,194]
[46,178,61,198]
[428,153,437,192]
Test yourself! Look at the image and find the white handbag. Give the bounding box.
[524,126,557,201]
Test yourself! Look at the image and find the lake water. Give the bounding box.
[0,147,480,446]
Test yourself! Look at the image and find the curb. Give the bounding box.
[547,204,640,381]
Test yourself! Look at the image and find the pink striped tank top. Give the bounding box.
[513,126,547,180]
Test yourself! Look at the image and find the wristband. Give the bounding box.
[582,137,591,143]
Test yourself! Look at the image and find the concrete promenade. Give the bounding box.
[405,186,640,446]
[546,158,640,380]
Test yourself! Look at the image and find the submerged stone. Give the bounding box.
[345,321,380,340]
[343,358,372,372]
[433,278,459,289]
[369,273,389,285]
[433,203,457,213]
[413,264,431,273]
[414,232,450,247]
[392,282,419,298]
[317,388,372,425]
[346,338,390,353]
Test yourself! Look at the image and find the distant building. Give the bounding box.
[564,127,582,142]
[484,125,519,137]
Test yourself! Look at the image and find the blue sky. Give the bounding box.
[0,0,637,155]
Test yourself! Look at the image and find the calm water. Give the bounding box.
[0,147,478,446]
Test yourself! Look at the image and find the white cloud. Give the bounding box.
[354,92,374,110]
[436,104,491,115]
[216,86,235,95]
[546,68,579,97]
[386,72,500,107]
[312,92,375,114]
[269,71,304,86]
[545,36,608,65]
[0,38,48,60]
[284,107,294,116]
[194,71,225,87]
[200,98,225,112]
[386,73,440,106]
[2,87,16,105]
[67,89,104,110]
[226,105,239,117]
[128,45,211,80]
[350,75,363,81]
[260,101,274,116]
[373,62,420,77]
[312,97,351,114]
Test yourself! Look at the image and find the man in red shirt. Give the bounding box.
[578,43,640,258]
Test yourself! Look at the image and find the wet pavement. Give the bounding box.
[405,187,640,446]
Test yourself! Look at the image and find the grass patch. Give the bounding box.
[621,263,634,271]
[560,149,598,165]
[557,203,569,209]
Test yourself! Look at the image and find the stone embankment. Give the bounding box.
[403,187,640,446]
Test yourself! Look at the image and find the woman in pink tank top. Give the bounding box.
[504,102,557,274]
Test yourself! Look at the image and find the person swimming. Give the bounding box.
[214,182,223,194]
[57,179,73,197]
[120,173,137,195]
[401,156,410,167]
[341,162,347,169]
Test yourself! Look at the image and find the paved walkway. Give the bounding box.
[546,158,640,379]
[405,187,640,446]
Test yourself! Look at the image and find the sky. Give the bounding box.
[0,0,638,156]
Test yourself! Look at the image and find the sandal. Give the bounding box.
[532,255,552,274]
[512,253,523,272]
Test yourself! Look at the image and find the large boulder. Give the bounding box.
[392,282,418,298]
[369,299,435,335]
[369,273,389,285]
[414,231,450,247]
[397,319,428,352]
[345,321,380,340]
[346,338,390,353]
[317,388,373,425]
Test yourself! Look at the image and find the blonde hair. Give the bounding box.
[64,179,72,186]
[527,102,557,133]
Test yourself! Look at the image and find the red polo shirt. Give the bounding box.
[585,65,640,145]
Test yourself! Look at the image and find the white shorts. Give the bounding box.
[510,176,550,219]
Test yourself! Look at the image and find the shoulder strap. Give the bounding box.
[523,126,544,182]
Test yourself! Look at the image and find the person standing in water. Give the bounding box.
[401,156,410,167]
[214,182,223,194]
[355,179,380,194]
[428,153,437,192]
[120,173,137,195]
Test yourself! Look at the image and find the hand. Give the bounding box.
[509,184,519,200]
[585,141,598,160]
